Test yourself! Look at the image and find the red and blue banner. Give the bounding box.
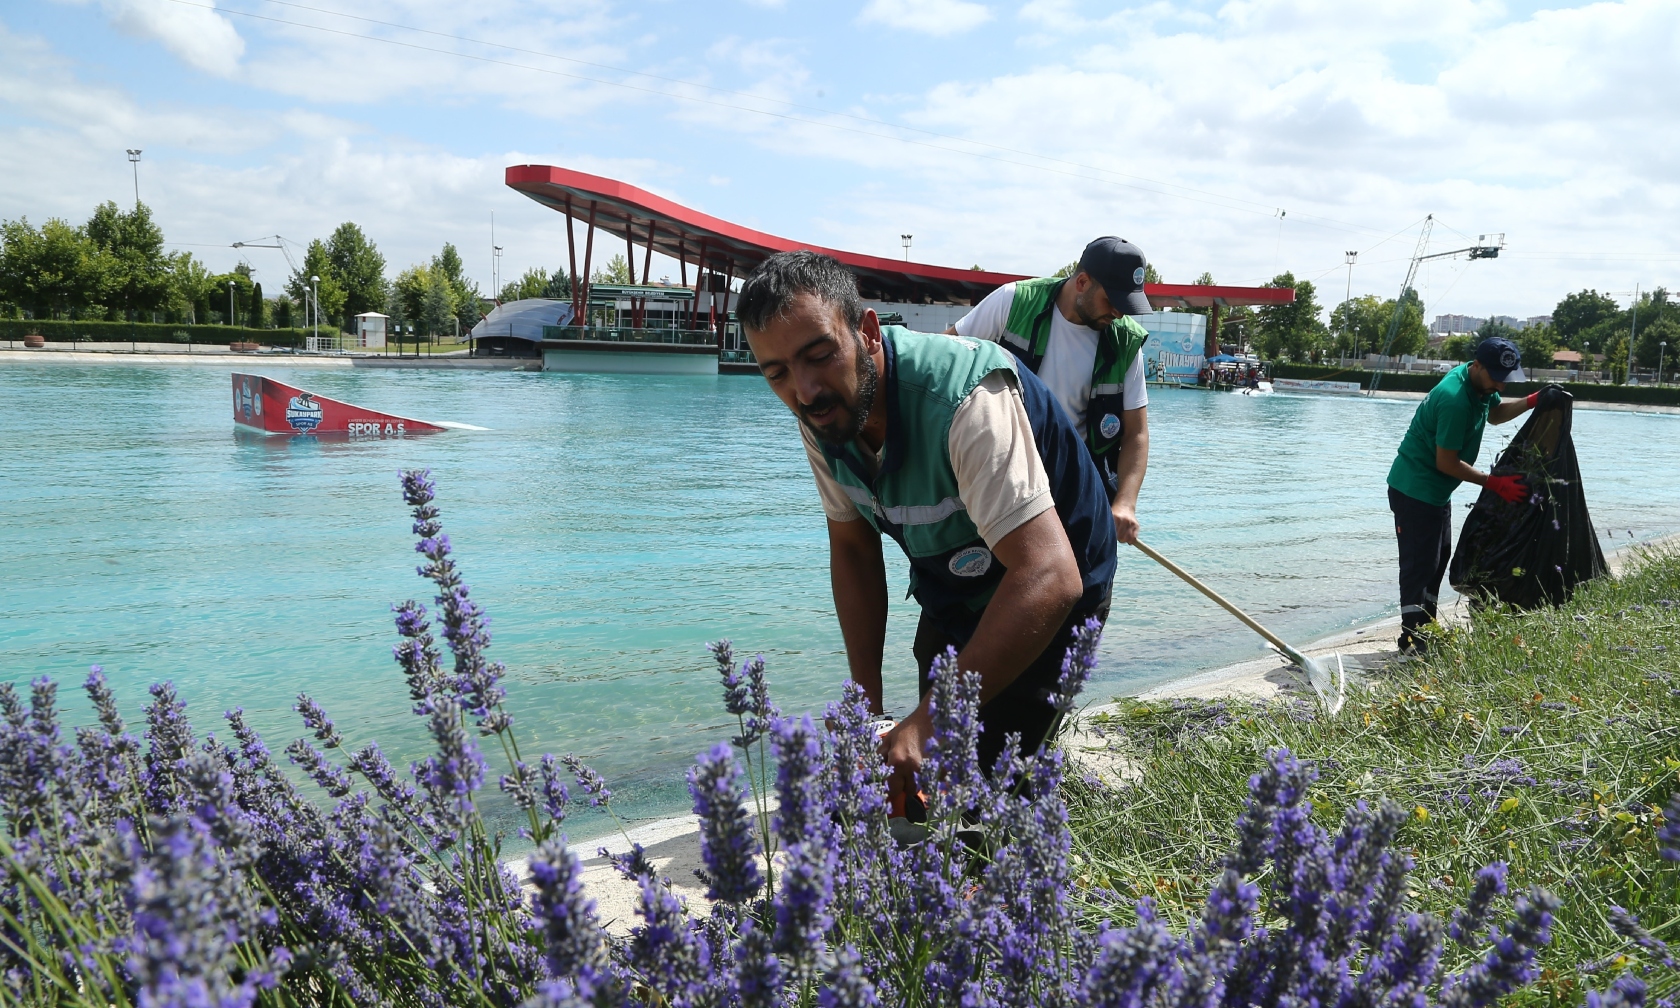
[232,373,447,436]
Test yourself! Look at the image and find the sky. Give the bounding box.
[3,0,1678,321]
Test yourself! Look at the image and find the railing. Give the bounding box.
[719,349,757,365]
[542,325,716,347]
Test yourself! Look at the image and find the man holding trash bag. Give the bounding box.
[737,251,1116,807]
[1385,336,1542,654]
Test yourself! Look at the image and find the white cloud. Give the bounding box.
[67,0,246,77]
[858,0,991,36]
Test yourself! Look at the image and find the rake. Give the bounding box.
[1132,539,1346,716]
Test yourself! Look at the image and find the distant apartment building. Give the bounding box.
[1431,313,1486,335]
[1491,315,1520,329]
[1525,315,1553,329]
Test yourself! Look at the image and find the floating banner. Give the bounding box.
[232,373,448,436]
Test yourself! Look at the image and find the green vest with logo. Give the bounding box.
[997,276,1149,488]
[819,327,1015,623]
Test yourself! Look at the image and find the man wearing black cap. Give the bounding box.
[1386,336,1542,654]
[947,237,1154,544]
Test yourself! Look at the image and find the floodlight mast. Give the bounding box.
[231,236,301,277]
[1367,219,1505,395]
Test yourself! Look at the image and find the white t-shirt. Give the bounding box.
[801,371,1053,549]
[953,282,1148,439]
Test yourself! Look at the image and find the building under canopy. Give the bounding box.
[505,164,1294,358]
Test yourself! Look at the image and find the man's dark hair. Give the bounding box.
[736,251,864,333]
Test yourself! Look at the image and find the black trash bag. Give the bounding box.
[1449,385,1606,608]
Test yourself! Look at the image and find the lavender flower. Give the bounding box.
[294,694,343,749]
[771,715,837,961]
[1440,887,1560,1008]
[731,918,784,1008]
[1609,907,1675,967]
[628,872,713,1005]
[412,694,486,838]
[687,743,763,904]
[818,944,878,1008]
[527,838,608,981]
[1081,901,1175,1008]
[1053,616,1103,719]
[1449,863,1508,946]
[1658,792,1680,860]
[1588,974,1648,1008]
[561,753,611,808]
[922,647,983,815]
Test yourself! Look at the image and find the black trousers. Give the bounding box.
[914,603,1109,776]
[1388,486,1452,647]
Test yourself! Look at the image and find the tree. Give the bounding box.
[1552,289,1621,347]
[207,272,254,325]
[249,281,265,328]
[1329,294,1387,358]
[592,254,633,285]
[167,251,211,324]
[540,269,571,300]
[1252,272,1329,362]
[326,222,387,320]
[0,216,106,318]
[420,273,454,338]
[501,267,554,302]
[1514,322,1556,371]
[272,294,293,329]
[1637,316,1680,369]
[1441,334,1476,361]
[85,201,170,321]
[432,243,484,327]
[288,240,347,328]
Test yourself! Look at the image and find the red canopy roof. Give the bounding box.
[506,164,1294,309]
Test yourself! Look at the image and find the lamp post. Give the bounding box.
[1342,250,1357,361]
[228,280,236,330]
[1582,342,1590,382]
[126,149,142,207]
[1661,341,1669,388]
[901,234,912,262]
[493,245,503,298]
[311,275,320,350]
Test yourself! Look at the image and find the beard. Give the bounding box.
[800,337,878,447]
[1072,286,1114,329]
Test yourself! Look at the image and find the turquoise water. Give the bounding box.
[4,361,1679,841]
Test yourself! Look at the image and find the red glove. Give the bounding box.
[1525,391,1540,408]
[1486,474,1527,503]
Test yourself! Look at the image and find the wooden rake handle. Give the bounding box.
[1130,539,1296,658]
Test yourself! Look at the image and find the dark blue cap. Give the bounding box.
[1077,237,1154,316]
[1474,336,1526,383]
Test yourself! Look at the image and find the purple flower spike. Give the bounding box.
[1449,862,1509,946]
[688,743,764,904]
[1587,974,1648,1008]
[1440,887,1560,1008]
[818,944,878,1007]
[1659,793,1680,860]
[1053,616,1103,719]
[771,715,837,961]
[527,838,608,981]
[562,753,612,808]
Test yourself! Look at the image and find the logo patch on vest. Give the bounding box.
[948,546,993,578]
[1099,412,1121,439]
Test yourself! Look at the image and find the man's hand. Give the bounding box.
[1486,474,1527,503]
[879,703,932,805]
[1111,505,1140,544]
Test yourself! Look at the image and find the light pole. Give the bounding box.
[228,280,236,329]
[1582,342,1590,381]
[1661,341,1669,387]
[311,275,320,350]
[126,149,142,207]
[493,245,503,298]
[901,234,912,262]
[1342,250,1357,360]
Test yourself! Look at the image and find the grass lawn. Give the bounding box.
[1067,547,1680,1005]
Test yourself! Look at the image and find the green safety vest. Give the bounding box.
[819,327,1017,624]
[998,276,1149,477]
